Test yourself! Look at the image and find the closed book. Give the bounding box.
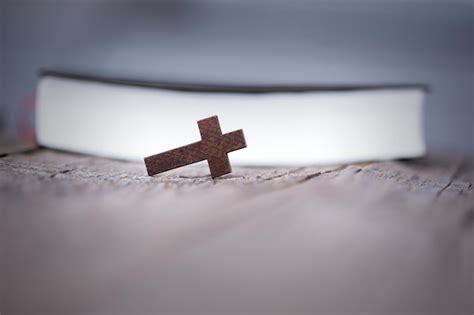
[37,70,427,165]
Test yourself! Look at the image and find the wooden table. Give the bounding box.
[1,146,473,314]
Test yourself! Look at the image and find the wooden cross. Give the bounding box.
[144,116,246,178]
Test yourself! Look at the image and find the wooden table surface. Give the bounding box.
[1,146,473,314]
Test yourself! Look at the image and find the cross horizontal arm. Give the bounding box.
[221,130,246,152]
[144,142,207,176]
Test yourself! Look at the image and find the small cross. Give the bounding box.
[144,116,247,178]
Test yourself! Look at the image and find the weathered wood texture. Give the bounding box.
[1,148,473,314]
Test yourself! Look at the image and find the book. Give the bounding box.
[36,70,427,165]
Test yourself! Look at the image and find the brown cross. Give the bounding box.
[144,116,246,178]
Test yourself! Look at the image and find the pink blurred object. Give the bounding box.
[16,92,37,146]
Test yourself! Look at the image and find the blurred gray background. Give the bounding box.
[0,0,473,154]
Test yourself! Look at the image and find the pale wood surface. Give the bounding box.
[1,147,473,314]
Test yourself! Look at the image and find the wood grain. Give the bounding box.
[1,148,473,314]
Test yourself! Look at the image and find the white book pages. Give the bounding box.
[37,76,426,165]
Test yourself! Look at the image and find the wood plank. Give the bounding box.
[1,149,473,314]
